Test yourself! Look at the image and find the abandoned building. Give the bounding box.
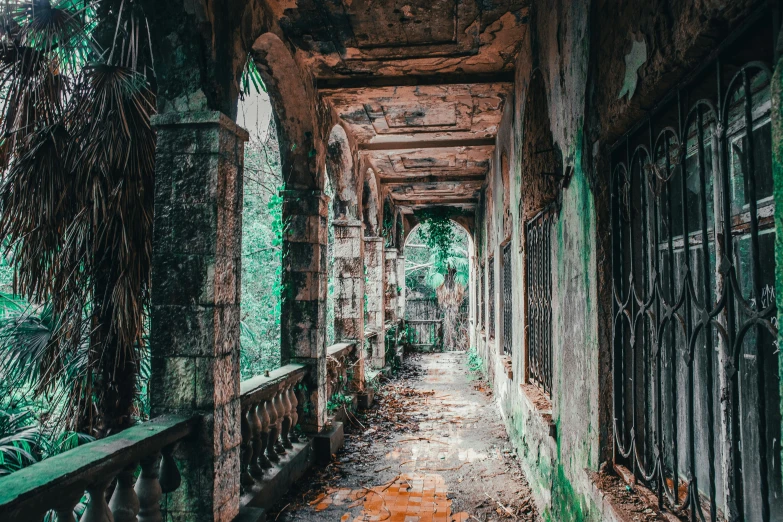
[1,0,783,521]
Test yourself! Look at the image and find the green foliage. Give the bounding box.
[467,347,483,375]
[405,219,469,293]
[0,403,94,477]
[0,0,157,434]
[326,392,354,413]
[240,116,284,379]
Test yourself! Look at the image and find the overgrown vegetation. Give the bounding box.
[0,0,278,476]
[238,107,284,379]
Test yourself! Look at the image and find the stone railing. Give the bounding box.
[238,363,307,492]
[326,342,356,401]
[0,414,196,521]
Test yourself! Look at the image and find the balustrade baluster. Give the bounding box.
[158,444,181,494]
[288,387,299,442]
[265,399,280,463]
[259,401,272,468]
[273,392,286,454]
[109,463,140,522]
[54,492,83,522]
[135,453,163,522]
[248,403,265,477]
[281,386,293,449]
[81,478,113,522]
[240,407,255,489]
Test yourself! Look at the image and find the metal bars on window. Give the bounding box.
[488,259,496,339]
[502,243,513,355]
[610,11,780,520]
[526,206,554,395]
[479,266,485,330]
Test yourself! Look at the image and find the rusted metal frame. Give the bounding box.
[0,415,195,521]
[489,258,496,340]
[741,66,769,522]
[525,205,554,395]
[610,50,779,521]
[502,242,513,356]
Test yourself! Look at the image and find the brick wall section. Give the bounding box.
[281,190,328,432]
[149,111,247,522]
[364,237,385,368]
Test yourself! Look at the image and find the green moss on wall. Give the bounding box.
[771,55,783,483]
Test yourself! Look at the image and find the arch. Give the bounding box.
[362,167,380,236]
[518,69,562,222]
[250,33,320,190]
[326,124,358,220]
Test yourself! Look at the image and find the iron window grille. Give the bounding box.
[488,258,496,339]
[526,205,554,394]
[610,10,781,520]
[502,243,513,355]
[480,264,485,331]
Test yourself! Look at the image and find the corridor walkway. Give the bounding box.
[271,352,539,522]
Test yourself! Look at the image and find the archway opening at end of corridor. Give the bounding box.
[404,213,471,352]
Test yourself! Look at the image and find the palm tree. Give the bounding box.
[0,0,155,436]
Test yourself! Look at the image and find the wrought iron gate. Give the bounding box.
[609,9,781,520]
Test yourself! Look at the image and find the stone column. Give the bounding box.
[364,237,386,368]
[384,247,399,323]
[149,111,247,522]
[281,189,328,432]
[333,218,365,385]
[397,253,406,319]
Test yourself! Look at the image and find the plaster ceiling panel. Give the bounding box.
[389,180,483,202]
[324,84,512,145]
[346,0,459,48]
[365,146,492,178]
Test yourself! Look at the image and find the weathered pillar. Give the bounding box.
[333,218,366,385]
[149,111,247,522]
[384,247,399,323]
[364,236,386,368]
[281,189,328,432]
[397,253,406,320]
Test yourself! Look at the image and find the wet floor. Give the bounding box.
[271,352,539,522]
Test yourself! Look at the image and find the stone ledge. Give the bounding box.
[240,440,314,511]
[518,383,556,440]
[586,469,682,522]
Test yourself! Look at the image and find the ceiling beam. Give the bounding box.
[317,71,514,90]
[391,197,478,205]
[381,174,486,185]
[360,138,496,151]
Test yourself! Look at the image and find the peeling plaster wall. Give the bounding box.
[473,0,774,519]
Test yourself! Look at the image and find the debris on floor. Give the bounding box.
[268,352,539,522]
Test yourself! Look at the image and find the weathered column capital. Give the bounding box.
[333,218,364,228]
[152,110,250,141]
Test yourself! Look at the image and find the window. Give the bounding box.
[526,206,553,394]
[488,258,495,339]
[610,12,781,519]
[502,243,513,355]
[479,264,485,330]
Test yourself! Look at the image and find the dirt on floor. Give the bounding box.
[269,352,540,522]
